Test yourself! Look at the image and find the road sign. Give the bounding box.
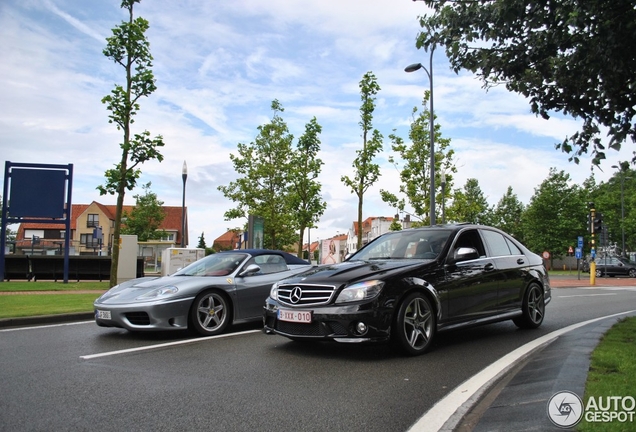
[575,247,582,259]
[568,246,574,254]
[577,236,583,248]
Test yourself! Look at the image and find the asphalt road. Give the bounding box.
[1,285,635,432]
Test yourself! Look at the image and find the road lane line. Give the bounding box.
[407,309,636,432]
[0,321,93,333]
[558,293,617,298]
[79,329,261,360]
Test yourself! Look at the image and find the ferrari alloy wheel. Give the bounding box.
[190,291,230,336]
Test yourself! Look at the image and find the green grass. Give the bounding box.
[0,281,108,292]
[577,317,636,431]
[0,294,101,319]
[0,281,107,319]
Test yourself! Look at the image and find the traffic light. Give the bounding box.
[593,213,603,233]
[587,213,592,233]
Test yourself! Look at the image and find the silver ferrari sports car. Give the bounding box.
[94,249,311,336]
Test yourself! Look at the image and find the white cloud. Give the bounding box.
[0,0,630,246]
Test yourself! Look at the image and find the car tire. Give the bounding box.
[595,269,602,278]
[393,292,436,356]
[629,269,636,278]
[513,283,545,329]
[189,290,230,336]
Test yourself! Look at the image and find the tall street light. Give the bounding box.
[405,44,436,225]
[181,160,187,248]
[440,170,446,224]
[612,163,627,256]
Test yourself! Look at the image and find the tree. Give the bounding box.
[121,182,166,242]
[341,71,384,249]
[218,100,296,250]
[490,187,526,242]
[447,178,491,224]
[521,168,588,259]
[289,117,327,256]
[589,163,636,254]
[98,0,164,287]
[197,232,206,249]
[417,0,636,166]
[380,91,455,225]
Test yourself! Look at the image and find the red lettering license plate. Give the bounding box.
[278,309,312,324]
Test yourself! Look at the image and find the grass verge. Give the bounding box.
[0,281,108,292]
[0,294,100,319]
[577,317,636,431]
[0,281,107,319]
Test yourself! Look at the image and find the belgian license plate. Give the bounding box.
[278,309,312,324]
[96,310,111,320]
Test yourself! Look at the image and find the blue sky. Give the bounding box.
[1,0,630,246]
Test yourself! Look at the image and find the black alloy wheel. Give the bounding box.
[513,283,545,329]
[393,292,436,356]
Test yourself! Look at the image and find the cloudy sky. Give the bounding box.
[1,0,630,246]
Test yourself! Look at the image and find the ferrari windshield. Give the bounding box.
[350,229,452,261]
[173,253,247,277]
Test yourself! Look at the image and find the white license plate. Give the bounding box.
[96,310,111,320]
[278,309,312,324]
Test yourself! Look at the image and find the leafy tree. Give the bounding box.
[417,0,636,166]
[490,187,526,241]
[98,0,164,287]
[342,71,384,249]
[589,163,636,254]
[447,178,491,225]
[389,218,403,231]
[197,232,206,249]
[218,100,296,250]
[121,182,166,242]
[521,168,588,259]
[289,117,327,256]
[380,91,455,225]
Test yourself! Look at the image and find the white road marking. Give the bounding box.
[0,321,93,333]
[79,329,261,360]
[407,309,636,432]
[558,293,616,298]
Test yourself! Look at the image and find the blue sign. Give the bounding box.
[577,236,583,248]
[591,249,596,258]
[575,247,582,259]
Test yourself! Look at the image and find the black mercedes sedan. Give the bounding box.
[263,224,551,356]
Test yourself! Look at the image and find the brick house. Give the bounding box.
[14,201,187,257]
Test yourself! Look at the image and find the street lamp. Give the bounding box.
[405,44,436,225]
[181,160,187,248]
[612,163,627,256]
[440,171,446,224]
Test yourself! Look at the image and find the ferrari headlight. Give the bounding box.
[136,286,179,300]
[270,282,280,301]
[335,280,384,304]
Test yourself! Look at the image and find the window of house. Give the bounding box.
[80,233,100,248]
[87,214,99,228]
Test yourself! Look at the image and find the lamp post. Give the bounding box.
[612,163,626,256]
[405,44,436,225]
[440,171,446,224]
[181,160,187,248]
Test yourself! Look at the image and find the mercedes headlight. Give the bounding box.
[270,282,280,301]
[335,280,384,304]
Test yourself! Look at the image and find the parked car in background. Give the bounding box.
[583,256,636,278]
[95,249,311,336]
[264,224,551,356]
